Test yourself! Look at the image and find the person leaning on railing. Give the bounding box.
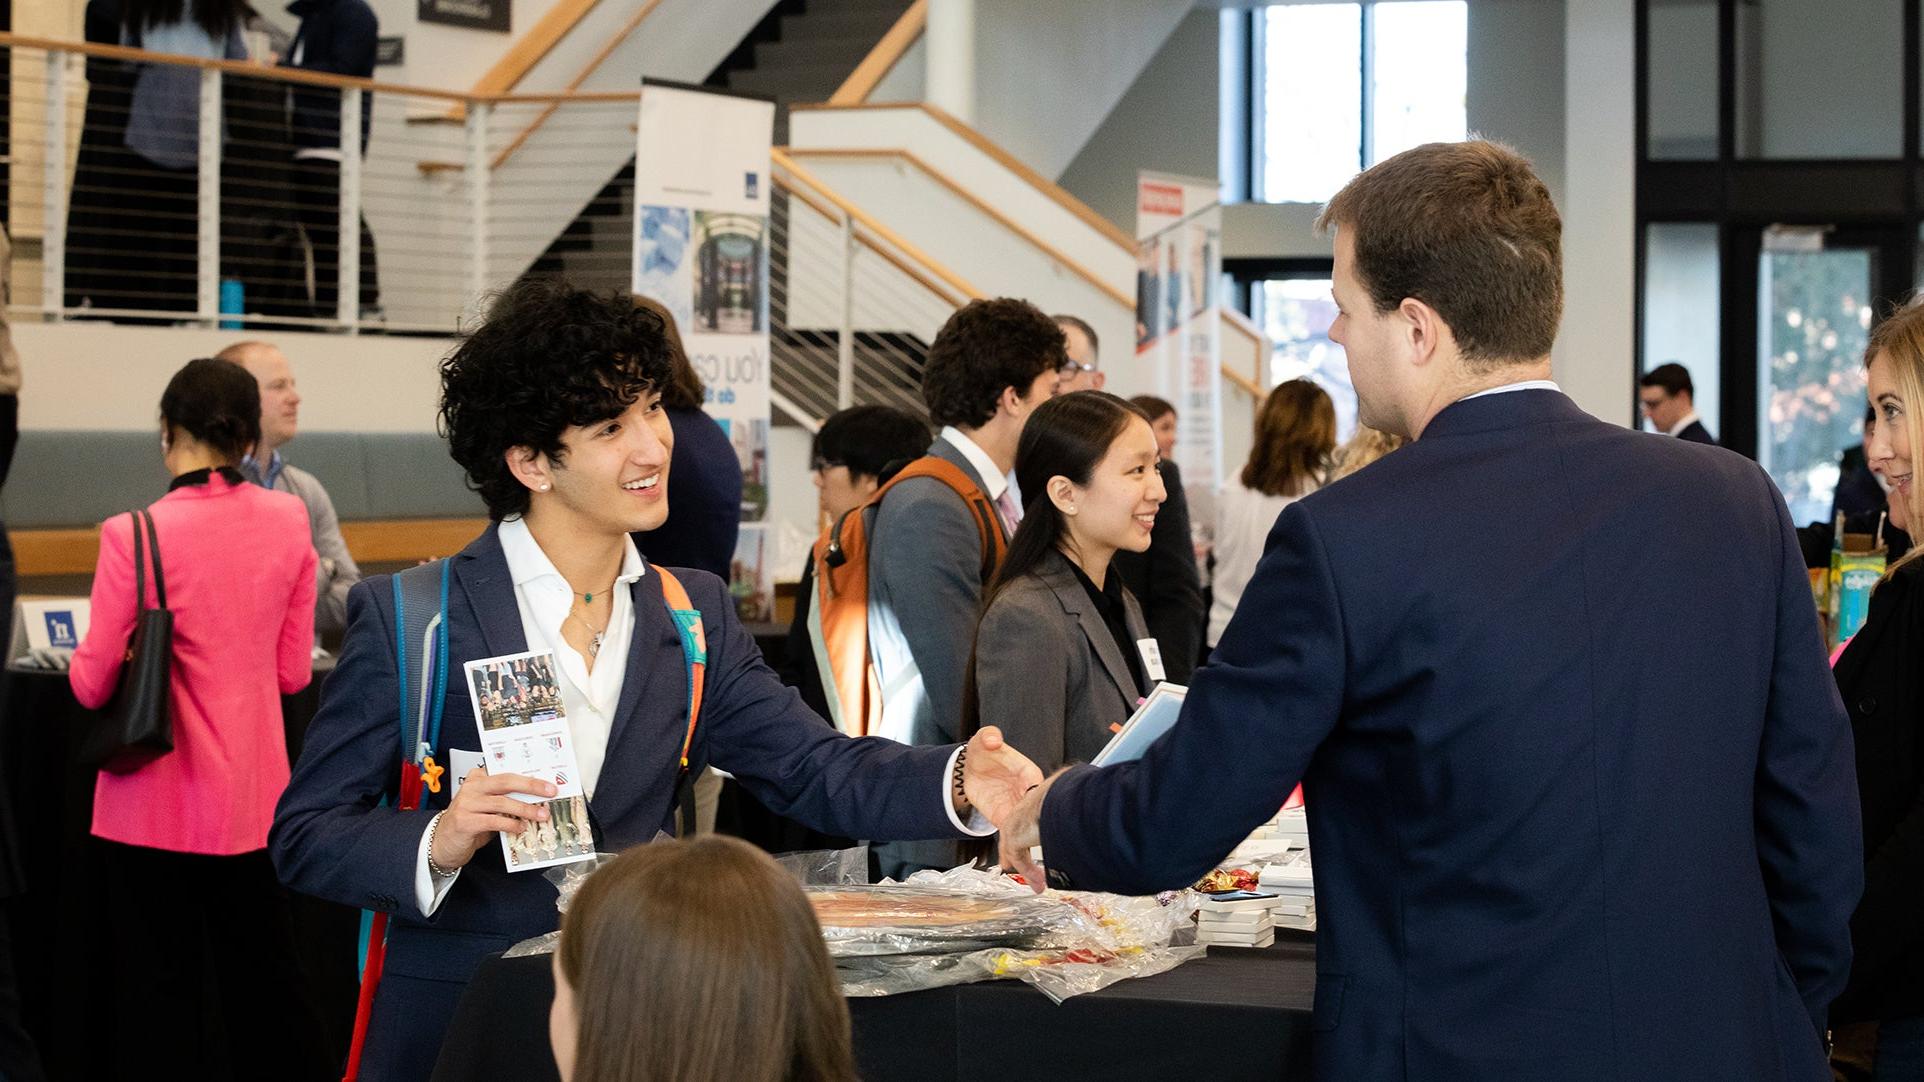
[67,358,330,1079]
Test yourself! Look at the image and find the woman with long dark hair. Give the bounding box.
[1208,380,1335,647]
[550,836,857,1082]
[963,392,1166,775]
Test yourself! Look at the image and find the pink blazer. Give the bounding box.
[70,472,318,855]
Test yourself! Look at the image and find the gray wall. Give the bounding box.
[1057,8,1228,233]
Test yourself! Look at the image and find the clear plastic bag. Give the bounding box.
[776,845,870,886]
[501,852,621,959]
[826,864,1207,1003]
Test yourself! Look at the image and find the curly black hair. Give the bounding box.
[160,357,260,463]
[440,278,673,520]
[921,298,1066,429]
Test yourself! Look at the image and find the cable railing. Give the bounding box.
[0,33,989,429]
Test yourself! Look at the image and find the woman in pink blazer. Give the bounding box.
[69,357,329,1079]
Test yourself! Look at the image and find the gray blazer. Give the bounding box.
[866,436,1007,749]
[974,548,1152,775]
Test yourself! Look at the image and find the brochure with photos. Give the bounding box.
[464,650,595,872]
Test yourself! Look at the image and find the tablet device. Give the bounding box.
[1091,681,1187,766]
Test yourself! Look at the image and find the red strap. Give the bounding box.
[341,760,425,1080]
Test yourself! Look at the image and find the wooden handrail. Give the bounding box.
[0,31,646,105]
[486,0,664,171]
[771,171,967,309]
[783,146,1132,310]
[1221,364,1264,400]
[789,101,1139,253]
[13,518,490,577]
[471,0,600,98]
[828,0,927,105]
[773,149,986,302]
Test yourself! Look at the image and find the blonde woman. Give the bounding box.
[1330,424,1408,482]
[1208,380,1336,647]
[1829,301,1924,1080]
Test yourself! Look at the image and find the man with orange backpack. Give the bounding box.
[270,280,1043,1080]
[811,298,1066,877]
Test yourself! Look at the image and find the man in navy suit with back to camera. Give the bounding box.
[271,280,1041,1080]
[1000,141,1861,1081]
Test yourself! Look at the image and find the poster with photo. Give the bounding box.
[1135,171,1224,493]
[633,82,774,525]
[464,650,596,872]
[729,524,775,624]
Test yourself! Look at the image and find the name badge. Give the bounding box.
[1136,638,1167,683]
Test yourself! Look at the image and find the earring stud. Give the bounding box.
[539,483,550,491]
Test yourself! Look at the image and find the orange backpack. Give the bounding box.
[808,456,1008,736]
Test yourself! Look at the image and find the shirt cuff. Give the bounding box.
[413,811,462,917]
[942,745,996,837]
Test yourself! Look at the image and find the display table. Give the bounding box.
[0,662,361,1080]
[433,932,1317,1082]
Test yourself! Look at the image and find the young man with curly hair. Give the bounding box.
[270,279,1042,1079]
[865,297,1065,878]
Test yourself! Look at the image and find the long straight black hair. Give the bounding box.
[956,391,1146,796]
[122,0,248,40]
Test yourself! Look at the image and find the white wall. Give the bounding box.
[1557,0,1637,427]
[1057,9,1226,234]
[971,0,1193,181]
[1468,0,1566,206]
[13,323,451,433]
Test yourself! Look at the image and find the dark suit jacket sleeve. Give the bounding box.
[1038,500,1345,895]
[974,588,1073,773]
[691,574,964,843]
[1145,461,1205,682]
[870,478,988,743]
[269,578,433,917]
[1753,466,1863,1036]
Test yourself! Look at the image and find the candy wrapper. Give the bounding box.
[822,864,1204,1003]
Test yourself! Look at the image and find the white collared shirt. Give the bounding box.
[418,522,988,915]
[495,516,646,798]
[1461,379,1563,401]
[939,425,1011,501]
[416,519,644,915]
[1665,410,1703,437]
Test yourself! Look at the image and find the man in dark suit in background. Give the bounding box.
[1055,314,1205,684]
[1639,361,1717,444]
[1000,141,1861,1081]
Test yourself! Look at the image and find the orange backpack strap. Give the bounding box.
[652,566,706,773]
[809,455,1009,736]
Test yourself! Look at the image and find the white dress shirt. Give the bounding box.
[416,518,644,914]
[939,425,1010,501]
[1461,378,1562,401]
[417,521,988,915]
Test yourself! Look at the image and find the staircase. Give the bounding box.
[526,0,923,424]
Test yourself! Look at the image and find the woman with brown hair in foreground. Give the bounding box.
[550,836,856,1082]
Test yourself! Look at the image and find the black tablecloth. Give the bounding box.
[0,663,361,1080]
[433,934,1316,1082]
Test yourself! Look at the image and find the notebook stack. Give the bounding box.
[1257,848,1316,931]
[1197,892,1276,949]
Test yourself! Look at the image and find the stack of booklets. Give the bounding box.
[1257,849,1316,931]
[1197,893,1276,948]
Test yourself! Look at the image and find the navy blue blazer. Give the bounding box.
[271,526,963,1080]
[1677,418,1718,445]
[1040,390,1862,1081]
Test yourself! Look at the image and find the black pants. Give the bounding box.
[292,158,380,319]
[96,840,333,1081]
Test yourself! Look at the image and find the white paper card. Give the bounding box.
[1135,638,1166,683]
[448,748,484,801]
[464,650,596,872]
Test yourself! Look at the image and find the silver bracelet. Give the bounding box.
[426,811,459,879]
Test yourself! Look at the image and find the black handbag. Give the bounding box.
[79,510,174,773]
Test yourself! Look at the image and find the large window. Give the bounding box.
[1253,277,1358,441]
[1255,1,1468,204]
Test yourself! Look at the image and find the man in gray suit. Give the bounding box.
[868,298,1065,877]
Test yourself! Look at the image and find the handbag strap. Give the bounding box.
[140,510,167,611]
[126,511,146,616]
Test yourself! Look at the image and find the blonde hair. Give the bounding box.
[1864,301,1924,576]
[1330,425,1408,482]
[556,837,856,1082]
